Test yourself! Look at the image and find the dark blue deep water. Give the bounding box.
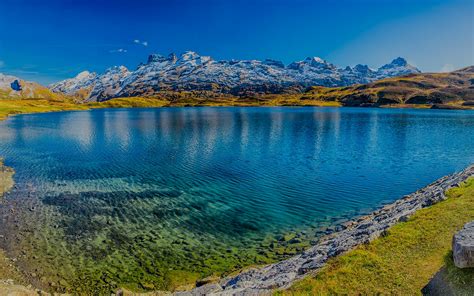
[0,107,473,291]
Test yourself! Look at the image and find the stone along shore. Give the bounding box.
[0,159,14,197]
[177,164,474,295]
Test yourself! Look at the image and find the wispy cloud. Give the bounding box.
[21,64,37,70]
[9,69,40,75]
[441,64,454,72]
[109,48,128,53]
[133,39,148,47]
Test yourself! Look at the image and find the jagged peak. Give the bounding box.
[380,57,408,69]
[168,53,178,62]
[104,65,129,74]
[178,51,212,64]
[305,56,326,64]
[390,57,408,66]
[263,59,285,68]
[378,57,420,73]
[147,53,179,64]
[147,54,167,63]
[353,64,372,73]
[287,56,334,70]
[75,71,96,80]
[180,51,200,59]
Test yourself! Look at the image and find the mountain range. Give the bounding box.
[47,52,420,101]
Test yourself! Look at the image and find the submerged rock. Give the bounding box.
[453,221,474,268]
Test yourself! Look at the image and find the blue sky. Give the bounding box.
[0,0,472,84]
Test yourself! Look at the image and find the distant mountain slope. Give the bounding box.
[300,66,474,107]
[0,73,65,100]
[50,52,420,102]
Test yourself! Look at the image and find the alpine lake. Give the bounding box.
[0,107,473,293]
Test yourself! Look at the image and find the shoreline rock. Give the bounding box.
[0,159,14,198]
[178,164,474,295]
[422,221,474,295]
[452,221,474,268]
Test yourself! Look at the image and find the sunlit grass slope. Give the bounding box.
[0,98,169,121]
[279,178,474,295]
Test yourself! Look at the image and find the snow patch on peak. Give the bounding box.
[76,71,94,80]
[180,51,200,60]
[377,57,420,77]
[306,57,326,64]
[104,65,129,74]
[50,71,97,95]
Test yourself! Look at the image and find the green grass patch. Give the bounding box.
[0,99,87,120]
[279,178,474,295]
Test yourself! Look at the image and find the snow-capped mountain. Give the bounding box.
[49,71,97,95]
[50,52,420,101]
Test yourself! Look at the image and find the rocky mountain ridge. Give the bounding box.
[0,73,64,100]
[304,66,474,107]
[49,52,420,101]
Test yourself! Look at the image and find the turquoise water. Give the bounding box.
[0,107,473,292]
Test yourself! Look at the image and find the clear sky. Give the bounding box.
[0,0,473,84]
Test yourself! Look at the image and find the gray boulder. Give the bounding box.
[453,221,474,268]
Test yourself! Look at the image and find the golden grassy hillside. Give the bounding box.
[301,66,474,108]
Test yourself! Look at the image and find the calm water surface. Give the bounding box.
[0,107,473,292]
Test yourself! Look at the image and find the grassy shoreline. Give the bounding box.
[1,95,473,123]
[279,178,474,295]
[0,97,344,122]
[0,97,168,121]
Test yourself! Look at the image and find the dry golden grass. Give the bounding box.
[0,99,88,120]
[0,97,169,121]
[0,95,343,122]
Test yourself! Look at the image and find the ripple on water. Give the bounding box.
[0,107,472,292]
